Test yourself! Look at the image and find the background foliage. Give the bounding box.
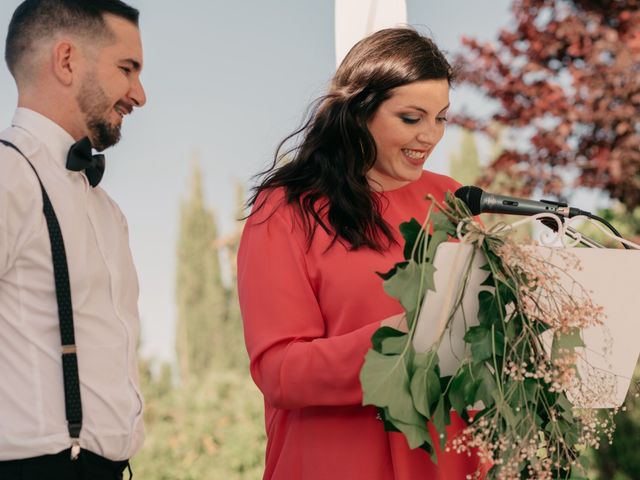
[133,362,265,479]
[455,0,640,208]
[133,166,263,479]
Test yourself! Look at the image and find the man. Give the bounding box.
[0,1,146,478]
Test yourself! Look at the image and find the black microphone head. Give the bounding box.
[454,185,484,215]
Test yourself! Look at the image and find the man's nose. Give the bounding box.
[130,77,147,107]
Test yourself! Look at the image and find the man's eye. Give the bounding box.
[401,116,419,124]
[119,66,131,74]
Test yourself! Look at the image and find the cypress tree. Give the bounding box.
[176,162,227,381]
[450,128,481,186]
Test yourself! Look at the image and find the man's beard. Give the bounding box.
[76,73,121,151]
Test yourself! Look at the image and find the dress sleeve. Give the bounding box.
[237,200,381,410]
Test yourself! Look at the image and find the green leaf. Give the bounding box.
[463,325,489,343]
[383,261,435,311]
[477,290,504,328]
[431,211,456,236]
[495,400,517,426]
[419,435,436,462]
[410,369,441,418]
[496,279,517,306]
[472,365,497,409]
[381,335,409,355]
[377,408,400,433]
[404,307,420,332]
[376,261,408,281]
[412,349,439,371]
[448,371,468,416]
[425,230,449,263]
[399,218,424,262]
[371,327,407,354]
[419,263,437,295]
[410,351,441,417]
[551,327,585,361]
[575,453,591,476]
[568,474,588,480]
[484,249,503,269]
[361,350,407,409]
[438,375,451,390]
[381,407,433,452]
[533,319,551,335]
[533,412,544,427]
[479,270,494,287]
[360,350,429,449]
[523,378,538,394]
[464,378,481,407]
[470,329,493,364]
[505,313,524,341]
[493,330,505,357]
[386,416,432,450]
[557,327,585,349]
[431,397,451,449]
[556,393,575,417]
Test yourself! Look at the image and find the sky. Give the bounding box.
[0,0,512,364]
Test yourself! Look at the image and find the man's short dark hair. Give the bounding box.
[5,0,139,79]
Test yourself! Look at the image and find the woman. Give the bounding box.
[238,28,480,479]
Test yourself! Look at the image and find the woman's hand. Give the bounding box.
[380,312,408,333]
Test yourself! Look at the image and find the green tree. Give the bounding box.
[176,162,228,381]
[449,128,481,186]
[134,178,265,479]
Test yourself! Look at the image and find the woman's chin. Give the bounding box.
[401,165,424,181]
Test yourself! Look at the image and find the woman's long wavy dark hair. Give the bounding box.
[248,27,455,251]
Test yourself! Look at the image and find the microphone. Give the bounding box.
[454,186,591,218]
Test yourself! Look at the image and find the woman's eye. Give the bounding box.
[437,116,448,123]
[401,116,419,124]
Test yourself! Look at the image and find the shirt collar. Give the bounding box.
[11,108,77,169]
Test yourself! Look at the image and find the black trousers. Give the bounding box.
[0,449,131,480]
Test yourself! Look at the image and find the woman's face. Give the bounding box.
[366,79,450,191]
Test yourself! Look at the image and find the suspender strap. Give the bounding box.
[0,139,83,459]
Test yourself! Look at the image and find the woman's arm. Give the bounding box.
[238,204,386,410]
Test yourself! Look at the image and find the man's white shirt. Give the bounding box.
[0,108,144,461]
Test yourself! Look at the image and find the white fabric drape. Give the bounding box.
[334,0,407,67]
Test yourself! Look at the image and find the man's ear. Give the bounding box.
[51,40,76,86]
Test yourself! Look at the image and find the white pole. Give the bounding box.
[334,0,407,67]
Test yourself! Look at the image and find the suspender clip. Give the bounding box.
[70,438,81,460]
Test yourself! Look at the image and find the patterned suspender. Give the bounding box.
[0,139,83,460]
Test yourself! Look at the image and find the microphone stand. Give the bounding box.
[564,226,604,248]
[538,201,604,249]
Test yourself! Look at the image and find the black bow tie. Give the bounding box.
[66,137,105,187]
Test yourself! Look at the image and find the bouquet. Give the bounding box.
[359,193,631,479]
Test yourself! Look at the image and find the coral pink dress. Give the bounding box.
[238,171,481,479]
